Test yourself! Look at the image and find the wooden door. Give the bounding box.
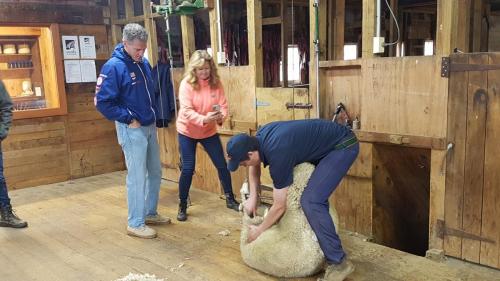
[445,53,500,269]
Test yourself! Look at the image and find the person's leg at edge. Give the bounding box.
[177,133,198,221]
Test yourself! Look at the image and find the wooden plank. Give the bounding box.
[309,0,327,118]
[322,66,362,122]
[444,54,469,259]
[331,176,372,237]
[292,88,310,120]
[480,53,500,268]
[333,0,345,60]
[0,3,104,25]
[354,131,447,150]
[144,0,158,66]
[361,0,375,58]
[429,149,447,250]
[255,87,293,126]
[461,54,488,263]
[218,66,257,124]
[472,0,483,52]
[281,0,288,87]
[209,3,220,60]
[181,15,196,64]
[247,0,263,87]
[59,24,109,60]
[262,16,282,26]
[361,56,448,138]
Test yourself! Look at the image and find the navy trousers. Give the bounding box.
[0,143,11,208]
[178,133,233,202]
[300,140,359,264]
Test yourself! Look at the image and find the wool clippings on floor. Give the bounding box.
[115,273,166,281]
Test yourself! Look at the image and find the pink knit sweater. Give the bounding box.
[176,78,228,139]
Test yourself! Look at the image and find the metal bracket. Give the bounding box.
[285,102,313,110]
[441,57,450,77]
[441,56,500,78]
[436,219,496,243]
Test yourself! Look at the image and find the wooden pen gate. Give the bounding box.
[445,53,500,269]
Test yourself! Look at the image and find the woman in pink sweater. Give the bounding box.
[176,50,239,221]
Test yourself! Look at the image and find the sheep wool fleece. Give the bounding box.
[240,162,339,278]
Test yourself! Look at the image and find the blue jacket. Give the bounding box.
[95,43,157,126]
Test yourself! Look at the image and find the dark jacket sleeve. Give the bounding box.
[0,81,13,140]
[95,61,134,124]
[152,63,176,128]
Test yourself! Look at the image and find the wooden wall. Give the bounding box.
[320,56,448,138]
[1,0,124,189]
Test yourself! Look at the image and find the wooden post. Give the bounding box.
[181,15,196,64]
[436,0,470,56]
[472,0,483,52]
[309,0,327,118]
[388,0,398,57]
[209,3,219,63]
[333,0,345,60]
[109,0,122,47]
[125,0,134,19]
[143,0,158,66]
[281,0,288,87]
[362,0,375,58]
[247,0,263,87]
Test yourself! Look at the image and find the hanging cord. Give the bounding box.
[383,0,400,46]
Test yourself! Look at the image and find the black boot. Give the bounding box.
[225,193,240,212]
[177,201,187,221]
[0,205,28,228]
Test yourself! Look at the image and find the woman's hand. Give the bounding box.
[203,111,222,124]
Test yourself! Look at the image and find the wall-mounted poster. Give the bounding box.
[64,60,82,83]
[62,35,80,59]
[80,60,97,82]
[79,36,96,59]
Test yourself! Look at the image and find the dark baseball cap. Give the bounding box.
[226,133,255,172]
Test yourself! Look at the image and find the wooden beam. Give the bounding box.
[181,15,196,65]
[125,0,134,19]
[436,0,470,55]
[247,0,263,87]
[209,3,220,63]
[262,16,282,26]
[309,0,327,118]
[388,0,398,57]
[354,131,447,150]
[472,0,483,52]
[362,0,375,58]
[109,0,121,47]
[333,0,345,60]
[143,0,158,66]
[0,3,103,25]
[281,0,288,87]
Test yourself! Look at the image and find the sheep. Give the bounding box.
[240,162,339,278]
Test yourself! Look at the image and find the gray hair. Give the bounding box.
[122,23,148,42]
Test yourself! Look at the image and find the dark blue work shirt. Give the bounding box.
[256,119,352,189]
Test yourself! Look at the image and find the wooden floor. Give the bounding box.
[1,171,499,281]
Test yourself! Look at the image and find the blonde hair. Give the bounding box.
[183,50,220,89]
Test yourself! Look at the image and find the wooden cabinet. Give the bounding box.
[0,25,67,119]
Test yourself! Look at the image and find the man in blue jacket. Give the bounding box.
[95,23,170,239]
[227,119,358,281]
[0,81,27,229]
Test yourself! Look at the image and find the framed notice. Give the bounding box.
[64,60,82,83]
[62,35,80,59]
[79,36,96,59]
[80,60,97,82]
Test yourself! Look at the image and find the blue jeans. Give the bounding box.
[300,138,359,264]
[178,133,233,202]
[0,143,11,208]
[116,122,162,228]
